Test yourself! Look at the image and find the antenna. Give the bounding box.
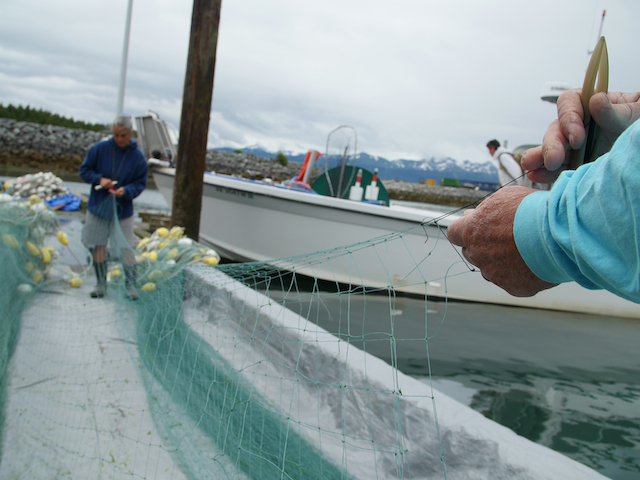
[587,10,606,55]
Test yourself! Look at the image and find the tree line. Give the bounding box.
[0,103,108,132]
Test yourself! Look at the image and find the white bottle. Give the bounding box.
[349,169,364,201]
[364,168,380,201]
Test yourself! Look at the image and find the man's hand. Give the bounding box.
[447,186,558,297]
[108,186,125,198]
[99,177,115,190]
[522,90,640,184]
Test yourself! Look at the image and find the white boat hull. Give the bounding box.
[152,168,640,318]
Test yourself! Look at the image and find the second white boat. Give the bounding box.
[152,167,640,319]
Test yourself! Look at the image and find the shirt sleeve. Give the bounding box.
[122,152,148,201]
[78,143,103,186]
[513,118,640,304]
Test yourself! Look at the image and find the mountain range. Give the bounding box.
[217,146,499,186]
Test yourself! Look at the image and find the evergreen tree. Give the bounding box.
[0,103,108,132]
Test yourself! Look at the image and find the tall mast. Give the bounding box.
[116,0,134,117]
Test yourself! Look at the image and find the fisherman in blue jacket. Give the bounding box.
[79,115,148,299]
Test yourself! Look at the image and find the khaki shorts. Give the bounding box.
[82,211,137,248]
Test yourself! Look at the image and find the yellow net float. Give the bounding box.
[107,268,121,280]
[148,270,163,282]
[137,237,151,249]
[57,231,69,246]
[167,226,184,240]
[41,247,52,264]
[26,241,40,257]
[202,256,219,266]
[140,251,158,261]
[31,269,43,283]
[2,234,18,249]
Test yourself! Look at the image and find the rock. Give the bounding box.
[0,118,105,174]
[205,150,310,182]
[383,180,488,207]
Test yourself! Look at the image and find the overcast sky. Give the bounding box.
[1,0,638,163]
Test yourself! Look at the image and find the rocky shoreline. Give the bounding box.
[0,118,487,207]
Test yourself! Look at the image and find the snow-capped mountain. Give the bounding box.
[217,146,498,185]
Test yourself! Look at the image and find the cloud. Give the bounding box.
[1,0,637,163]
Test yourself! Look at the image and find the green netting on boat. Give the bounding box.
[0,191,608,480]
[135,272,360,480]
[0,194,77,462]
[0,193,452,479]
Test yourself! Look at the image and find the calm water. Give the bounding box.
[264,278,640,480]
[4,174,639,479]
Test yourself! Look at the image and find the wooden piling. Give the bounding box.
[171,0,222,240]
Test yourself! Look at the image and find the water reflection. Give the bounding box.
[429,370,640,479]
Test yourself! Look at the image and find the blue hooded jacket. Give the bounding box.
[79,137,148,219]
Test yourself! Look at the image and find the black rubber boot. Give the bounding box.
[90,261,107,298]
[124,265,139,301]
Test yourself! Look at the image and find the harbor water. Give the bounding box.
[4,176,639,479]
[276,286,640,480]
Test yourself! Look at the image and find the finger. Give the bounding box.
[521,146,543,172]
[540,120,571,172]
[608,91,640,105]
[525,167,567,184]
[446,217,467,247]
[556,89,587,149]
[522,147,566,184]
[526,90,586,175]
[591,92,640,134]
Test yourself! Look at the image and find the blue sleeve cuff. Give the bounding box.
[514,190,573,285]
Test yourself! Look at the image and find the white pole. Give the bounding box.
[116,0,134,117]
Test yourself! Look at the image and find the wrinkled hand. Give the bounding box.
[522,90,640,184]
[447,186,558,297]
[108,186,125,198]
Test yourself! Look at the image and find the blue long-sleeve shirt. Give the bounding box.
[79,137,148,219]
[514,118,640,304]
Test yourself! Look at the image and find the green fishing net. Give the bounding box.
[0,188,606,480]
[0,190,453,479]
